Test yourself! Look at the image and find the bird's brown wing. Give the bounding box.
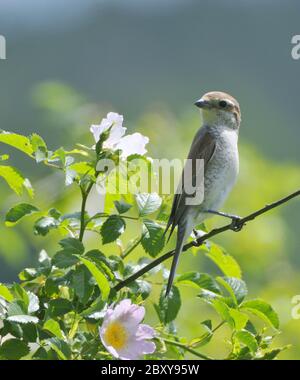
[165,127,216,240]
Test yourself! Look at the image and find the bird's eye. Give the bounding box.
[219,100,227,108]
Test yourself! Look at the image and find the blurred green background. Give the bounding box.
[0,0,300,359]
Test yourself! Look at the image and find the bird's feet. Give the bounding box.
[229,215,244,232]
[205,209,244,231]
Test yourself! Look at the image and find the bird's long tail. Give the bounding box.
[165,222,187,297]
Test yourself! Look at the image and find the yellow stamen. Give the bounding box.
[104,321,128,350]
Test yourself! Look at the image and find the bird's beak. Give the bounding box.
[194,99,209,109]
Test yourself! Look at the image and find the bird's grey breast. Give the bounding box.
[201,126,239,211]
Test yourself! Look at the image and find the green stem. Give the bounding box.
[79,182,94,242]
[157,337,213,360]
[121,235,144,259]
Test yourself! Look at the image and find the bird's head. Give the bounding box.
[195,91,241,130]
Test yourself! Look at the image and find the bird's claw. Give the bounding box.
[230,216,244,232]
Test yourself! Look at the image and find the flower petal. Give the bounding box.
[137,324,155,340]
[103,124,126,149]
[116,133,149,159]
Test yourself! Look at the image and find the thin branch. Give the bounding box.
[155,337,213,360]
[113,189,300,292]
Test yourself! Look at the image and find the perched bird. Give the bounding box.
[165,91,241,296]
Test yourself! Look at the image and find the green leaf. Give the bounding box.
[128,280,152,300]
[114,200,132,214]
[229,309,249,330]
[79,257,110,301]
[30,133,48,162]
[71,265,93,304]
[241,299,279,329]
[216,276,247,305]
[12,283,29,307]
[33,346,48,360]
[0,131,33,156]
[7,315,39,324]
[34,216,60,236]
[206,243,242,279]
[0,165,33,197]
[47,299,72,318]
[0,154,9,161]
[22,323,38,342]
[68,161,94,176]
[235,330,258,353]
[197,289,222,304]
[159,286,181,324]
[5,203,39,226]
[47,338,71,360]
[100,215,126,244]
[0,283,13,302]
[28,292,39,313]
[256,346,289,360]
[43,319,64,339]
[52,250,79,269]
[136,192,162,216]
[189,321,213,348]
[59,237,84,254]
[7,300,27,316]
[177,272,221,294]
[211,299,235,328]
[84,250,114,280]
[0,339,30,359]
[141,220,165,257]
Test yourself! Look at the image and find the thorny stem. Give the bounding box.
[79,182,94,242]
[113,189,300,292]
[156,337,213,360]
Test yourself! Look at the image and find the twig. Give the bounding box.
[113,189,300,292]
[155,337,213,360]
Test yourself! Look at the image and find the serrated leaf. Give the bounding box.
[0,283,13,302]
[177,272,221,294]
[141,219,165,257]
[114,200,132,214]
[229,309,249,330]
[100,215,126,244]
[30,133,48,162]
[84,250,114,280]
[5,203,39,226]
[241,299,279,329]
[216,276,247,305]
[136,193,162,216]
[0,339,30,359]
[206,243,241,279]
[43,319,64,339]
[211,299,235,328]
[34,216,60,236]
[159,285,181,324]
[59,237,84,254]
[47,299,72,318]
[7,315,39,324]
[197,289,222,304]
[79,257,110,301]
[71,265,93,304]
[52,250,79,269]
[0,131,33,156]
[235,330,258,353]
[47,338,71,360]
[28,292,39,313]
[0,165,33,197]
